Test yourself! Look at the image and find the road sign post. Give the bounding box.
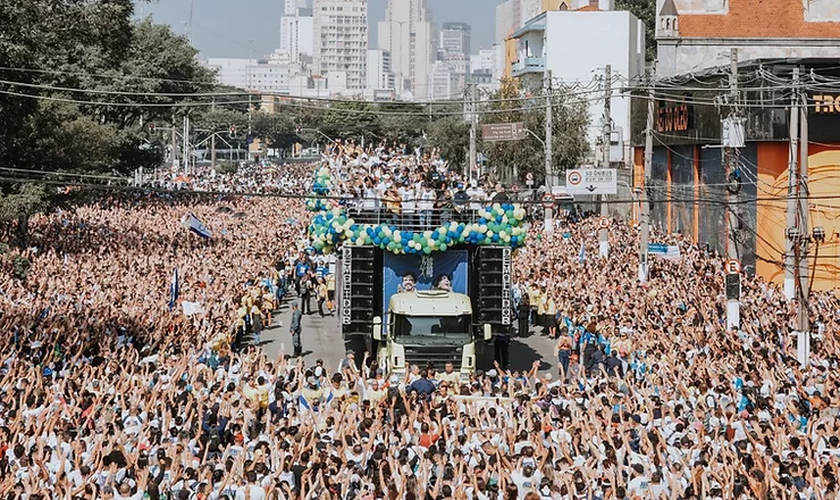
[482,123,527,142]
[542,193,554,235]
[565,169,618,196]
[725,259,741,330]
[598,217,610,258]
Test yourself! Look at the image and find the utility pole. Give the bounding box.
[796,76,811,367]
[544,69,554,235]
[723,48,745,331]
[211,97,217,171]
[182,115,190,174]
[639,68,654,283]
[726,48,741,263]
[599,65,612,257]
[171,114,178,170]
[468,83,477,184]
[248,93,253,162]
[601,64,612,218]
[785,67,800,301]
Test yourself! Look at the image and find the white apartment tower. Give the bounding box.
[281,0,314,64]
[377,0,434,99]
[313,0,368,91]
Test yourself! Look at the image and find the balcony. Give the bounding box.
[511,57,545,77]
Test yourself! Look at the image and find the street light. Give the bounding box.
[524,128,546,148]
[297,127,337,145]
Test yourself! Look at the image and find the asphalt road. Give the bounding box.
[259,294,560,374]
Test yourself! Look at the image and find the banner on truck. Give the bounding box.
[382,250,469,320]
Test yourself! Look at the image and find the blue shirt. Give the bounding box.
[407,378,435,397]
[295,262,309,277]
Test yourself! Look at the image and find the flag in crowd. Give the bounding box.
[169,267,179,311]
[183,213,212,239]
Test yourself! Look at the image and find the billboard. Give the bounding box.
[382,250,469,320]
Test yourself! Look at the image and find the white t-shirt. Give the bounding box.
[627,475,649,497]
[236,484,266,500]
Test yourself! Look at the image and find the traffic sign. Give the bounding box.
[725,259,741,274]
[542,193,554,208]
[599,217,610,229]
[526,172,534,188]
[482,122,527,142]
[565,169,618,196]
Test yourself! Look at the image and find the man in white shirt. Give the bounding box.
[235,471,267,500]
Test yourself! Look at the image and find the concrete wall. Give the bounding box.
[544,11,645,145]
[804,0,840,21]
[658,38,840,78]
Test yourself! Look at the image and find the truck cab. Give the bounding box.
[373,290,491,379]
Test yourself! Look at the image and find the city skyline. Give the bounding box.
[135,0,495,59]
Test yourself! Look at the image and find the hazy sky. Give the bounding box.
[136,0,496,58]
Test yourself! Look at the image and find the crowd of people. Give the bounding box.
[0,143,839,500]
[319,141,521,229]
[151,162,313,195]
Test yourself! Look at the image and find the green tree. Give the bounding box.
[482,79,589,185]
[616,0,656,61]
[251,112,298,152]
[0,1,222,242]
[377,103,428,147]
[320,101,381,143]
[427,116,470,171]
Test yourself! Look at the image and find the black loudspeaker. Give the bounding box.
[341,246,377,336]
[725,273,740,300]
[473,247,512,326]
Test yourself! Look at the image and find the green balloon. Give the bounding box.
[440,243,447,251]
[423,247,432,254]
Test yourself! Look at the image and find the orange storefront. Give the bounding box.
[633,129,840,291]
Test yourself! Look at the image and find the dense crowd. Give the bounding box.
[0,144,839,500]
[320,141,517,228]
[151,162,313,195]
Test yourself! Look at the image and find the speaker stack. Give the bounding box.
[474,246,512,327]
[340,246,377,336]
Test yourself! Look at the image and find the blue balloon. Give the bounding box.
[478,218,487,225]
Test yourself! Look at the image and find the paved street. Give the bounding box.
[259,293,559,373]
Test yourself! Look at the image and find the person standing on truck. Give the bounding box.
[453,183,469,222]
[399,180,416,228]
[417,183,436,229]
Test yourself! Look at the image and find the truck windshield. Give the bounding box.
[393,315,472,343]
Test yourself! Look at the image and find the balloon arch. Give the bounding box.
[305,165,528,255]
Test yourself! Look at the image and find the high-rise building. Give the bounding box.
[313,0,368,91]
[440,22,471,56]
[284,0,308,16]
[367,49,395,91]
[280,16,314,63]
[377,0,434,99]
